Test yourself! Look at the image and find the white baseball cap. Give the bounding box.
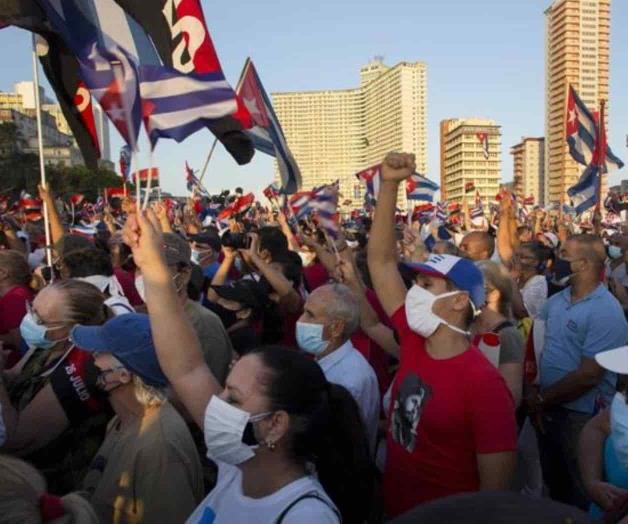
[595,346,628,374]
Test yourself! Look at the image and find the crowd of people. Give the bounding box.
[0,151,626,523]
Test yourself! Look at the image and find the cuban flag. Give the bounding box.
[119,144,132,180]
[433,201,448,223]
[288,192,313,220]
[566,85,623,170]
[236,58,301,193]
[406,173,440,202]
[477,133,489,160]
[355,165,382,199]
[310,182,340,239]
[568,163,601,215]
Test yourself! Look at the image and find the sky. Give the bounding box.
[0,0,626,197]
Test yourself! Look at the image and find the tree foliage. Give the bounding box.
[0,122,122,201]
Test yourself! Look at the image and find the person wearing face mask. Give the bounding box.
[296,282,380,454]
[529,234,628,510]
[136,233,233,384]
[367,152,517,517]
[121,209,376,524]
[0,280,111,494]
[510,242,550,320]
[188,230,222,280]
[71,313,204,524]
[210,279,269,356]
[579,345,628,519]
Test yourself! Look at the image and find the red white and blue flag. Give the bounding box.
[406,173,439,201]
[185,162,208,196]
[566,85,623,170]
[119,144,132,180]
[236,59,301,193]
[355,165,382,200]
[477,133,489,160]
[310,182,340,239]
[287,192,314,221]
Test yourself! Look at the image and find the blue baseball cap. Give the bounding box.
[70,313,167,388]
[405,254,486,309]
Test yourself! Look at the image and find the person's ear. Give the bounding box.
[262,410,291,447]
[327,319,345,340]
[451,291,470,313]
[237,307,252,320]
[118,368,133,385]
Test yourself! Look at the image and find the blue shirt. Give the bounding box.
[539,284,628,414]
[202,261,221,281]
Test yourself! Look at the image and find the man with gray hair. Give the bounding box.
[70,313,203,523]
[296,283,379,453]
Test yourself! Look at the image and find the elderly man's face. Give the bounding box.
[299,287,342,342]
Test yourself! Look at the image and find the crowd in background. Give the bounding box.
[0,152,626,523]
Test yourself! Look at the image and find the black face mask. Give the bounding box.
[552,258,573,285]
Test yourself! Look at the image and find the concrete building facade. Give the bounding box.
[272,58,428,207]
[544,0,611,204]
[440,118,502,206]
[511,137,546,205]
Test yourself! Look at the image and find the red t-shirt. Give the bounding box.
[383,306,517,517]
[0,285,34,335]
[351,288,394,395]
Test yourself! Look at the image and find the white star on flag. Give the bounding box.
[243,97,262,118]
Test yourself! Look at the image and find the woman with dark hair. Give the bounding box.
[123,210,376,523]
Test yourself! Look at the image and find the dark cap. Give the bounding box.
[189,231,221,252]
[70,313,167,388]
[212,279,269,310]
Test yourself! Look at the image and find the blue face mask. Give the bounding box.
[19,313,62,350]
[611,392,628,469]
[609,245,623,260]
[296,321,328,355]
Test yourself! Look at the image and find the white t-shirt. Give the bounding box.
[186,462,339,524]
[521,275,548,319]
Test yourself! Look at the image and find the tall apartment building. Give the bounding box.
[440,118,502,205]
[272,58,428,206]
[511,137,546,205]
[545,0,611,205]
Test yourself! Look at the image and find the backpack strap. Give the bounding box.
[493,320,513,333]
[275,491,341,524]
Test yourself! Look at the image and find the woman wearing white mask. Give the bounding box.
[122,210,376,524]
[0,280,111,494]
[367,152,518,518]
[579,345,628,519]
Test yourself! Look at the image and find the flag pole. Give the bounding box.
[31,34,53,269]
[596,100,606,214]
[198,137,218,185]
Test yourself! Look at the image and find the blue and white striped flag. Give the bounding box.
[236,59,301,193]
[406,173,440,201]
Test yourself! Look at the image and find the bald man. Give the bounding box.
[459,231,496,262]
[529,234,628,509]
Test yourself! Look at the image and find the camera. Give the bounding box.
[221,231,251,250]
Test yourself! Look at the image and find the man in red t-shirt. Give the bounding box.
[368,152,517,518]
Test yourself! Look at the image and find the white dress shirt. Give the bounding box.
[318,340,380,454]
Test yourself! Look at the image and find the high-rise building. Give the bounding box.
[511,137,546,205]
[272,58,428,207]
[544,0,611,205]
[440,118,502,205]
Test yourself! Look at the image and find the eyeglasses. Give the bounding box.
[26,302,68,331]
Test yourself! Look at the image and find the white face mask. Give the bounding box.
[405,285,471,338]
[611,392,628,469]
[203,396,271,465]
[135,274,145,302]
